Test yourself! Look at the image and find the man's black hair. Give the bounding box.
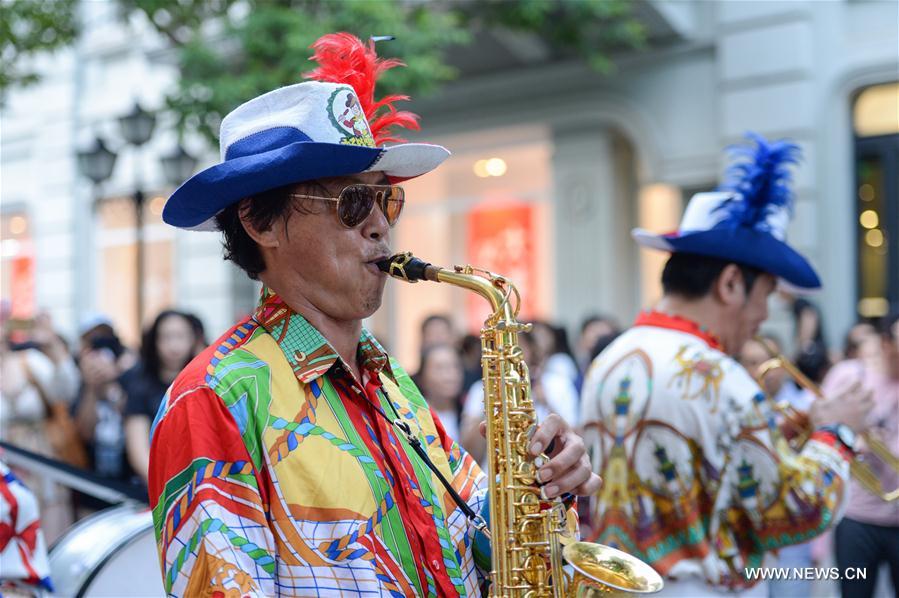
[215,182,325,280]
[661,252,762,300]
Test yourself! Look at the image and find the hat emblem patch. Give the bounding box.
[327,87,375,147]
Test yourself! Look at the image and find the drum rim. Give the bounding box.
[49,501,143,553]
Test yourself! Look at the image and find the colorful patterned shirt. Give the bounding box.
[149,289,489,597]
[580,311,851,592]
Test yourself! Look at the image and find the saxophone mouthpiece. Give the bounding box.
[375,257,394,273]
[377,252,437,283]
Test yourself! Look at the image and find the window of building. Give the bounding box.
[637,184,683,305]
[853,82,898,318]
[96,193,174,346]
[0,211,35,328]
[369,125,553,370]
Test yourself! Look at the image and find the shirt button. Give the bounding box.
[432,559,441,570]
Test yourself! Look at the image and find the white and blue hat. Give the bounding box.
[632,132,821,290]
[162,81,450,230]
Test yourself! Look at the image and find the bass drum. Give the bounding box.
[49,503,164,597]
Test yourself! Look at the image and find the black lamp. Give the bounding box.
[160,143,198,186]
[76,136,117,185]
[118,102,156,147]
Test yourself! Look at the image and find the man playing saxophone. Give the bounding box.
[581,133,872,596]
[149,33,598,597]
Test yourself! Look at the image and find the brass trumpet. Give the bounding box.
[754,337,899,502]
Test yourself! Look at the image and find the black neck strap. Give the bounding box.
[371,387,489,537]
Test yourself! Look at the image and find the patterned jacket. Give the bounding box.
[580,311,850,590]
[149,289,489,597]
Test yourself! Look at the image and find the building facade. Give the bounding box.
[1,0,896,367]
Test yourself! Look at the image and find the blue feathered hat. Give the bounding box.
[632,132,821,290]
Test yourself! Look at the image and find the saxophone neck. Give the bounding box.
[378,252,516,317]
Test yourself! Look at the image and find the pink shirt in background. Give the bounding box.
[821,359,899,527]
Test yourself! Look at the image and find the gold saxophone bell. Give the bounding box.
[379,252,663,596]
[563,542,665,596]
[754,337,899,502]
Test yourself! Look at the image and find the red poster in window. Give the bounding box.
[466,202,535,332]
[10,254,35,319]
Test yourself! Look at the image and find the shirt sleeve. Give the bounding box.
[715,360,850,559]
[149,385,276,598]
[24,349,59,402]
[49,356,80,404]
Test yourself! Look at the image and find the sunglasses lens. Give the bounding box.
[382,186,404,226]
[338,185,375,227]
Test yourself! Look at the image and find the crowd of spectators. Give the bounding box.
[0,303,206,540]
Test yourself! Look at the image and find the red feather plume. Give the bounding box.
[303,33,420,145]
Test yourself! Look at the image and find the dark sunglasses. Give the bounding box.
[290,184,405,228]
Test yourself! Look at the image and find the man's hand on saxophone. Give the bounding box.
[478,413,602,499]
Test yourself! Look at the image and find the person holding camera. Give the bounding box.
[0,306,78,541]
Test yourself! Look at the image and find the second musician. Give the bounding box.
[581,133,872,596]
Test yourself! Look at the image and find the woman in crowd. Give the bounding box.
[122,310,202,483]
[414,343,465,442]
[791,297,832,384]
[531,320,581,392]
[0,307,78,542]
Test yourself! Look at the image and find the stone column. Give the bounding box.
[551,124,637,331]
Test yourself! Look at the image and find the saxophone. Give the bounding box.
[378,253,663,597]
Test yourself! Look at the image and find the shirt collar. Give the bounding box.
[633,310,723,351]
[253,287,391,384]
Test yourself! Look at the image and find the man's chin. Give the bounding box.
[359,290,384,319]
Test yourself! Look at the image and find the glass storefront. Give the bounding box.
[853,82,898,318]
[96,193,174,347]
[370,125,553,369]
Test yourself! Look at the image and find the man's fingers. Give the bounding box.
[479,420,487,438]
[538,434,584,483]
[529,413,565,456]
[573,473,602,497]
[542,463,592,499]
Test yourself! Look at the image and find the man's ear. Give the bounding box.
[715,263,746,307]
[238,198,281,249]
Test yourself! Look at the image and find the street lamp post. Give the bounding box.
[76,103,196,333]
[117,102,156,328]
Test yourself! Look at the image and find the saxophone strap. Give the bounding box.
[374,375,489,537]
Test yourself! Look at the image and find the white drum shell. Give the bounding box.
[49,504,164,597]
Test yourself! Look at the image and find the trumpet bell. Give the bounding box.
[563,541,664,595]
